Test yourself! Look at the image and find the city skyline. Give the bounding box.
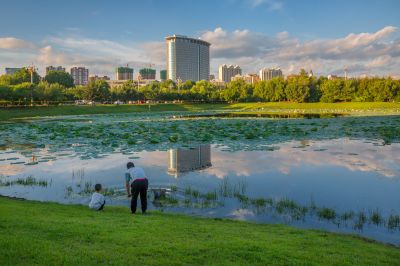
[0,0,399,78]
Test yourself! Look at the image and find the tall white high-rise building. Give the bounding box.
[259,68,283,81]
[70,67,89,85]
[218,64,242,83]
[166,35,210,82]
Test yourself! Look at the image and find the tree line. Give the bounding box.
[1,68,399,105]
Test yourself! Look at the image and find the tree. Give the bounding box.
[45,70,74,88]
[11,82,33,104]
[222,79,253,102]
[83,80,111,101]
[320,79,344,103]
[285,75,311,103]
[10,68,40,85]
[253,77,286,102]
[140,81,160,100]
[191,80,219,101]
[66,85,86,100]
[0,84,12,101]
[340,79,357,102]
[179,80,195,91]
[111,80,141,101]
[36,81,65,102]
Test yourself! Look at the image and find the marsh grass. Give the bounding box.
[369,209,383,226]
[317,208,337,221]
[0,175,48,187]
[354,211,368,231]
[340,211,355,222]
[387,214,400,231]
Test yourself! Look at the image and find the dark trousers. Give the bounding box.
[98,201,105,211]
[131,179,148,213]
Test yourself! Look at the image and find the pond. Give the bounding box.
[0,112,399,245]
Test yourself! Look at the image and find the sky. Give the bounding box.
[0,0,399,78]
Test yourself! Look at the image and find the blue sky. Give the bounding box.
[0,0,399,78]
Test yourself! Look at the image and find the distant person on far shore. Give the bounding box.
[125,161,148,214]
[89,184,106,211]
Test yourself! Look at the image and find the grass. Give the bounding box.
[1,102,400,121]
[0,197,399,265]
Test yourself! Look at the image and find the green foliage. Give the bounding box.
[253,77,286,102]
[1,70,400,104]
[222,79,254,102]
[44,70,74,88]
[84,80,111,101]
[35,82,66,102]
[9,68,40,85]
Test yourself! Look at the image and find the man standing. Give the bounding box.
[125,161,149,214]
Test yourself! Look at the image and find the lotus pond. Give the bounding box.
[1,111,400,245]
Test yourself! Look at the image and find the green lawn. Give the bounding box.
[1,102,400,121]
[0,197,399,265]
[0,103,228,121]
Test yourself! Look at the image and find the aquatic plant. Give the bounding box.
[234,193,249,205]
[202,190,218,201]
[353,211,367,231]
[275,198,300,214]
[340,211,355,221]
[317,208,336,221]
[250,198,268,208]
[369,210,383,226]
[0,175,48,187]
[387,214,400,231]
[3,113,399,159]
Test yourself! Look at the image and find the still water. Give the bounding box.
[1,138,399,245]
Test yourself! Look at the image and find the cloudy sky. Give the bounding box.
[0,0,399,78]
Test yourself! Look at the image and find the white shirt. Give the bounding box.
[89,192,105,210]
[125,167,147,182]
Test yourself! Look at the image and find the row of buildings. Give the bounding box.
[4,34,285,86]
[5,65,167,86]
[217,65,283,84]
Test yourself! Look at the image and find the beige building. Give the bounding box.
[218,64,242,83]
[259,68,283,81]
[231,73,260,84]
[166,35,210,82]
[89,75,110,82]
[70,67,89,85]
[46,66,65,75]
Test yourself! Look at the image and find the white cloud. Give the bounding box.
[1,26,399,77]
[0,37,35,50]
[248,0,283,10]
[200,26,400,77]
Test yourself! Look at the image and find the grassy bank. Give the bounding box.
[1,102,400,121]
[230,102,400,114]
[0,103,228,121]
[0,197,399,265]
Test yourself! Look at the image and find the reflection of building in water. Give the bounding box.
[168,145,211,176]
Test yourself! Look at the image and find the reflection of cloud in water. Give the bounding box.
[0,164,24,175]
[1,139,399,180]
[207,139,400,179]
[229,209,255,220]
